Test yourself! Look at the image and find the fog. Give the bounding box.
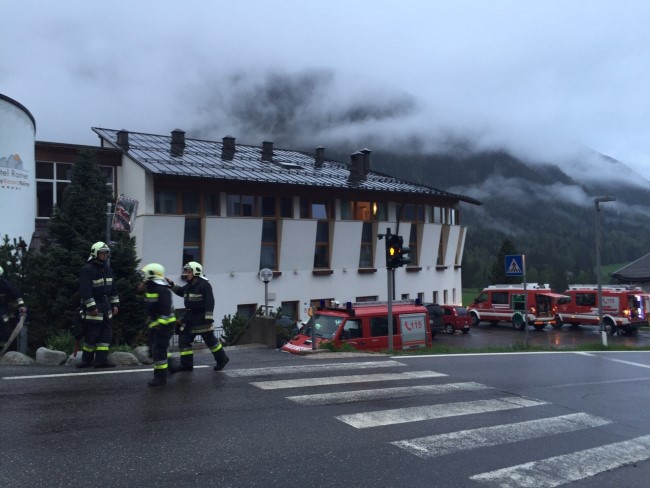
[3,0,650,181]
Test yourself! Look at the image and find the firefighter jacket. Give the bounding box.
[170,277,214,333]
[143,282,176,330]
[79,260,119,322]
[0,278,24,324]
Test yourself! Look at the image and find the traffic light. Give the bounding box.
[386,234,401,269]
[400,241,412,267]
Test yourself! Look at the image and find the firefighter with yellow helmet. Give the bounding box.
[167,261,229,371]
[138,263,176,387]
[77,241,119,368]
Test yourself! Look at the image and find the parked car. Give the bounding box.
[440,305,471,334]
[424,304,444,337]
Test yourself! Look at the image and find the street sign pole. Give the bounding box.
[523,255,528,342]
[388,268,393,351]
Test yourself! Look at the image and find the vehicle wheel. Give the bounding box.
[445,324,454,334]
[461,329,469,334]
[470,313,480,327]
[552,316,563,329]
[512,312,525,331]
[605,319,617,335]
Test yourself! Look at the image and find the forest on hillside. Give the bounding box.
[366,150,650,291]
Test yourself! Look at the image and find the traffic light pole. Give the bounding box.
[388,267,394,351]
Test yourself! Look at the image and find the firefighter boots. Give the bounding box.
[76,361,92,369]
[148,369,167,387]
[213,347,229,371]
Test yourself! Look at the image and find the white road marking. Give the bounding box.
[224,360,406,377]
[2,365,210,380]
[250,370,446,390]
[470,434,650,487]
[287,382,491,405]
[393,413,610,458]
[336,396,546,429]
[577,351,650,369]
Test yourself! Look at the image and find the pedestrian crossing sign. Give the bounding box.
[505,255,524,276]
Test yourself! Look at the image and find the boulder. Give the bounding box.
[0,351,35,365]
[132,346,153,365]
[108,351,140,366]
[35,347,68,366]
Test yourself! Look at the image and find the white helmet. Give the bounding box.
[141,263,167,285]
[0,265,3,277]
[182,261,208,280]
[88,241,110,261]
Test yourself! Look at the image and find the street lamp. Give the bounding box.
[595,196,616,346]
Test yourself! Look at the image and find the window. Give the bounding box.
[370,316,398,337]
[205,193,219,216]
[314,221,330,268]
[400,204,425,222]
[227,194,255,216]
[358,222,374,268]
[491,292,508,305]
[260,220,278,270]
[183,218,201,265]
[237,304,257,320]
[36,161,114,218]
[280,301,299,320]
[408,225,418,266]
[433,291,439,304]
[342,319,362,339]
[155,191,177,214]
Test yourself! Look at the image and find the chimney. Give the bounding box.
[315,146,325,168]
[116,130,130,151]
[360,148,371,174]
[221,135,236,161]
[349,151,364,180]
[170,129,185,158]
[262,141,274,162]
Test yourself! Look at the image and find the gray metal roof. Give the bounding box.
[611,253,650,283]
[92,127,480,205]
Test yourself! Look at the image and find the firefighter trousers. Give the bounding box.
[79,318,112,366]
[178,329,228,369]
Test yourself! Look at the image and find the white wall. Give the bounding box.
[0,96,35,245]
[133,214,464,323]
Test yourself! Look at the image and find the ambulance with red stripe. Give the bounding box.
[281,300,431,354]
[468,283,564,330]
[554,284,650,334]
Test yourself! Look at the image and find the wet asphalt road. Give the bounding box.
[3,326,650,487]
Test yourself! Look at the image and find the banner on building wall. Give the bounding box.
[112,194,139,233]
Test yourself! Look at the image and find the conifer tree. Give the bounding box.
[25,149,146,349]
[489,239,520,285]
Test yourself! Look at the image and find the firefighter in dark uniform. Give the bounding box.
[0,265,27,346]
[138,263,176,387]
[77,241,119,368]
[167,261,229,371]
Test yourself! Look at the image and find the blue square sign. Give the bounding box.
[505,255,524,276]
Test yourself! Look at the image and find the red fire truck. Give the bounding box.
[468,283,565,330]
[554,284,650,334]
[281,300,431,354]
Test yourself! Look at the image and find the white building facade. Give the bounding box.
[93,128,480,323]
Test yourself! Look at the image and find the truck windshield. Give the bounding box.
[300,314,343,339]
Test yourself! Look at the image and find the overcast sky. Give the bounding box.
[3,0,650,179]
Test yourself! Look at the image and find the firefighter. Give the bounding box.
[166,261,229,371]
[138,263,176,387]
[0,265,27,347]
[77,242,119,368]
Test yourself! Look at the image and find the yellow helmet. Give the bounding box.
[88,241,110,261]
[183,261,207,280]
[141,263,166,285]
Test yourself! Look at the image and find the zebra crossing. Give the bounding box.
[225,359,650,487]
